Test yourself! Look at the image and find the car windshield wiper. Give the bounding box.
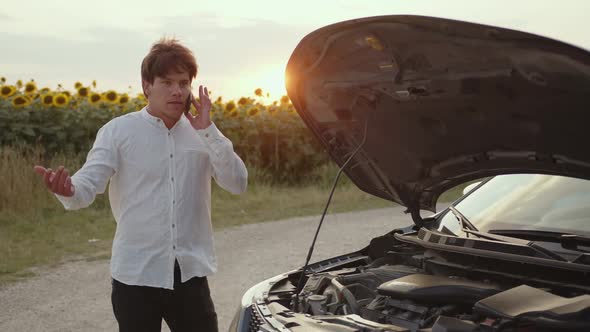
[449,206,526,243]
[447,207,567,261]
[448,206,508,241]
[489,229,590,252]
[448,206,478,232]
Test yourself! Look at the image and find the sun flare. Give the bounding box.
[245,63,288,100]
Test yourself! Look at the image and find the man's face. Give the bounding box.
[143,70,192,124]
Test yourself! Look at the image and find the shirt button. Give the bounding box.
[157,119,161,122]
[205,133,209,138]
[171,177,174,182]
[172,224,175,228]
[173,200,175,204]
[170,154,173,158]
[173,245,176,250]
[168,133,170,136]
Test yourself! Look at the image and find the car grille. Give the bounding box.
[248,304,264,332]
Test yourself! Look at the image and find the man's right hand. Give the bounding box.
[34,165,75,197]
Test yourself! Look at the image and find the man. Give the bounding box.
[33,38,248,332]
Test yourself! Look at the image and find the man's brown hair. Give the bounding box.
[141,37,198,86]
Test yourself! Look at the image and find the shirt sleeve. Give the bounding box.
[195,122,248,194]
[54,122,118,210]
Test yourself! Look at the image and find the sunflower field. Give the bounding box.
[0,78,329,182]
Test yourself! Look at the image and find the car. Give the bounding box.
[230,15,590,331]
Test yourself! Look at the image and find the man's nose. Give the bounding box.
[171,84,182,96]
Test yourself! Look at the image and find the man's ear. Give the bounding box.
[142,80,150,98]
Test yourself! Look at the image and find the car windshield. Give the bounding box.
[438,174,590,237]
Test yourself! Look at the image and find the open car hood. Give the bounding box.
[285,15,590,221]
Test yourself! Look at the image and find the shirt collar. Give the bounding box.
[139,106,189,130]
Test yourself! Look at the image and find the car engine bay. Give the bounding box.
[253,230,590,331]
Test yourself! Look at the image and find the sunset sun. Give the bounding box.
[245,63,288,99]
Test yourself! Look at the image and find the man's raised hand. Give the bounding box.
[33,165,75,197]
[185,85,212,130]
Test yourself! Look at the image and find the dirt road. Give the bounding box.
[0,207,410,331]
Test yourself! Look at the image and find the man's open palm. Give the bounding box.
[34,165,75,197]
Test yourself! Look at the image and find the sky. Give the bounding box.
[1,0,589,101]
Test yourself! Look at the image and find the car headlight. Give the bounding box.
[228,273,289,332]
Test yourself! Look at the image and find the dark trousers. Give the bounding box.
[111,261,218,332]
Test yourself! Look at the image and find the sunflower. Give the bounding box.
[254,88,263,97]
[11,95,30,107]
[229,110,239,118]
[89,92,102,104]
[238,97,249,106]
[118,93,129,104]
[267,106,278,115]
[225,101,236,112]
[1,76,6,84]
[247,107,260,117]
[41,93,54,106]
[103,90,118,103]
[53,93,70,107]
[16,80,23,89]
[92,80,97,88]
[77,86,90,98]
[24,81,37,94]
[39,87,50,94]
[1,85,17,98]
[280,95,290,104]
[215,96,222,104]
[62,90,71,97]
[74,81,83,89]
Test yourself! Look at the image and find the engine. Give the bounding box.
[295,264,501,331]
[288,243,590,331]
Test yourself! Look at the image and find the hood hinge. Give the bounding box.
[404,205,424,227]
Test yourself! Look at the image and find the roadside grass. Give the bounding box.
[0,208,115,284]
[0,148,467,286]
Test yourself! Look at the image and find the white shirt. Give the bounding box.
[55,107,248,289]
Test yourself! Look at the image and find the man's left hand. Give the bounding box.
[186,85,212,130]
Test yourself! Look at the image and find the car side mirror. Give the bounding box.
[462,181,481,195]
